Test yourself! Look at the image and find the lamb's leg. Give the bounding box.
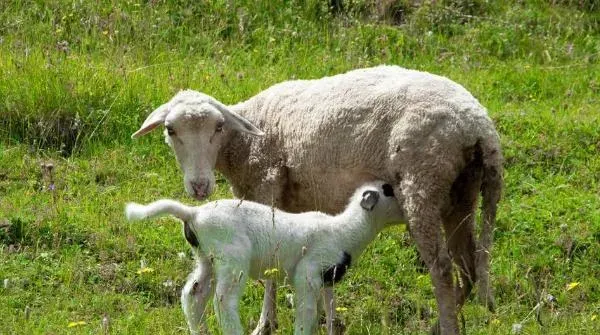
[213,265,247,335]
[181,258,214,335]
[293,265,322,335]
[322,287,344,335]
[250,280,277,335]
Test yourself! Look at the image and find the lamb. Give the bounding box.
[126,181,405,335]
[132,65,503,335]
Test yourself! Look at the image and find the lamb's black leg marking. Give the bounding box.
[184,221,199,248]
[322,251,352,286]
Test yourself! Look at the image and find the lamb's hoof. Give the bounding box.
[321,317,346,335]
[332,318,346,335]
[250,319,275,335]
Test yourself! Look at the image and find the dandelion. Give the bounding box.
[566,282,580,291]
[136,267,154,274]
[335,307,348,312]
[67,321,87,328]
[591,314,597,321]
[263,268,279,277]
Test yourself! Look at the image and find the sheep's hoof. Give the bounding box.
[429,317,465,335]
[483,294,496,313]
[429,321,441,335]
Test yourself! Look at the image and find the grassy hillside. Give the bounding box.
[1,1,599,334]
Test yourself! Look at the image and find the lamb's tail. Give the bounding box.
[125,199,195,223]
[476,137,503,312]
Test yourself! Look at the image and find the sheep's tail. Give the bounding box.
[125,199,195,223]
[476,137,503,313]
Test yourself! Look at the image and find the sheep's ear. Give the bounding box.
[360,191,380,211]
[211,101,265,136]
[131,102,170,138]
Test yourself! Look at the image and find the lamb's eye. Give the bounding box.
[166,126,175,136]
[215,122,224,133]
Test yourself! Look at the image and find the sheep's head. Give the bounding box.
[132,90,264,201]
[357,182,405,226]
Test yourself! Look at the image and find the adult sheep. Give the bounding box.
[132,65,502,335]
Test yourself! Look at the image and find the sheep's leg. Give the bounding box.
[250,280,277,335]
[293,265,322,335]
[181,258,214,335]
[477,161,502,313]
[443,161,482,312]
[213,264,247,335]
[444,207,477,311]
[411,216,458,335]
[402,180,459,335]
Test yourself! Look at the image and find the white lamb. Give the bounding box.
[132,65,503,335]
[126,181,404,335]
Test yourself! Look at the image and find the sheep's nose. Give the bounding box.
[191,181,209,200]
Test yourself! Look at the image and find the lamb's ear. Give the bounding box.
[360,191,380,211]
[211,101,265,136]
[131,102,170,138]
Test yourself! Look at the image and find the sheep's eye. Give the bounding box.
[166,127,175,136]
[215,122,224,133]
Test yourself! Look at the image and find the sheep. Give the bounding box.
[132,65,503,335]
[126,181,405,335]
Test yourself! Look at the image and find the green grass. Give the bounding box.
[1,0,599,334]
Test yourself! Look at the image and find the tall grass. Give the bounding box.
[1,0,598,152]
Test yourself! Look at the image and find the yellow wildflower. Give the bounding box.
[67,321,87,327]
[137,267,155,274]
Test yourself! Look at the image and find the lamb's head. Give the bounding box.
[132,90,264,200]
[353,182,405,227]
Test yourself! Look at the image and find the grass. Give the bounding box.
[1,0,599,334]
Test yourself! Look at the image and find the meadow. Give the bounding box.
[1,0,599,334]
